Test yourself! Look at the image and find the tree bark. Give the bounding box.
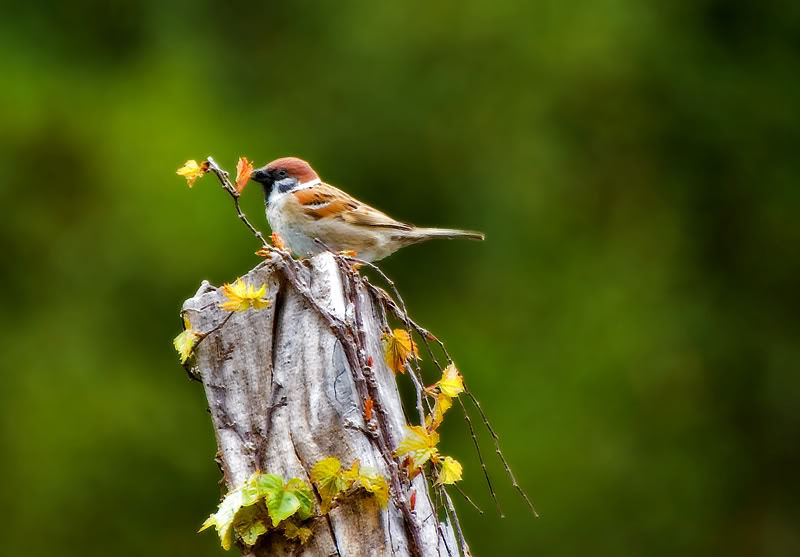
[182,253,459,557]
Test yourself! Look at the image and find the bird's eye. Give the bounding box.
[277,170,288,179]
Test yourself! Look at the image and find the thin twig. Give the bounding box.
[336,262,426,557]
[206,156,269,248]
[439,486,467,557]
[413,323,444,371]
[387,505,396,557]
[451,483,483,515]
[367,284,452,366]
[340,254,516,528]
[405,361,431,424]
[193,311,235,349]
[178,310,236,382]
[363,280,504,517]
[317,241,432,423]
[457,397,503,516]
[336,253,473,554]
[368,286,413,426]
[432,483,449,557]
[464,386,538,517]
[341,254,431,390]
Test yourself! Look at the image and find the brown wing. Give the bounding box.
[292,182,412,230]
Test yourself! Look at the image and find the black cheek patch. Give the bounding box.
[276,178,297,193]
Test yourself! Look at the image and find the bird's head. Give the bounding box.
[251,157,319,200]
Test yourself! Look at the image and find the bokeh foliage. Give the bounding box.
[1,1,799,555]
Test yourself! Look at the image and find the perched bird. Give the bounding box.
[250,157,484,262]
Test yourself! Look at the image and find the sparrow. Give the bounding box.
[250,157,484,262]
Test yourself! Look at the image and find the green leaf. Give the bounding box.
[240,474,268,507]
[200,472,314,550]
[265,489,300,526]
[252,472,284,495]
[264,476,315,526]
[232,504,269,547]
[286,478,315,520]
[237,520,268,547]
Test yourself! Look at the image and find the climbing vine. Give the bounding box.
[175,157,536,556]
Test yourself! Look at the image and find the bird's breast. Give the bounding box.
[266,193,321,257]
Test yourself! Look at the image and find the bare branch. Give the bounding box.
[451,483,484,515]
[440,486,468,557]
[206,156,269,249]
[457,397,503,517]
[464,386,538,517]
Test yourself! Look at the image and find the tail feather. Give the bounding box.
[409,227,485,242]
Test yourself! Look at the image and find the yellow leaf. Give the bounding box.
[311,457,344,510]
[173,315,199,363]
[381,329,419,374]
[311,457,342,485]
[393,425,440,469]
[437,456,463,485]
[199,487,246,550]
[358,470,389,508]
[282,521,313,544]
[341,459,361,485]
[220,279,271,312]
[425,393,453,431]
[177,159,208,187]
[437,364,464,398]
[235,157,253,193]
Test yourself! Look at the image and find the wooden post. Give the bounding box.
[182,253,462,556]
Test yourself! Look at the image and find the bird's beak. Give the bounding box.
[250,168,270,184]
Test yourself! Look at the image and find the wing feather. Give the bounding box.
[292,183,412,230]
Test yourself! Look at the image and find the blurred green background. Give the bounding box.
[2,1,799,555]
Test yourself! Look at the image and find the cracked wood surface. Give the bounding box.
[182,253,457,556]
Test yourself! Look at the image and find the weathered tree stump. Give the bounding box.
[182,252,461,556]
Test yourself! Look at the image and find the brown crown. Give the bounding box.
[266,157,319,183]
